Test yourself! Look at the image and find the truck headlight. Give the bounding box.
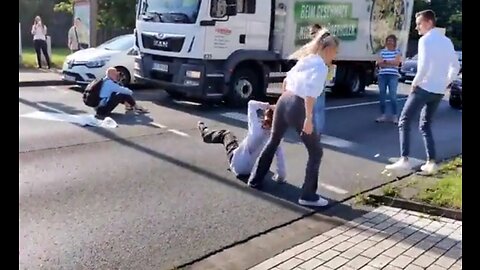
[186,70,201,79]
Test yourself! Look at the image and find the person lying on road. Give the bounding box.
[96,67,149,119]
[197,100,286,182]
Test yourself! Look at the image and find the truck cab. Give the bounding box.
[135,0,275,106]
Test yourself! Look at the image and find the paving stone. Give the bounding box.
[296,258,325,270]
[367,254,393,268]
[276,257,304,270]
[389,255,415,268]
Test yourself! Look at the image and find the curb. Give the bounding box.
[368,194,462,221]
[19,80,75,87]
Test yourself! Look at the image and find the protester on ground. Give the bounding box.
[197,100,286,182]
[31,16,51,69]
[375,34,402,124]
[247,29,340,207]
[68,17,89,53]
[96,67,149,118]
[386,10,460,174]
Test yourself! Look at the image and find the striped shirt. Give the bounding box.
[378,49,401,76]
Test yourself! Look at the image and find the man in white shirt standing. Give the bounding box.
[386,10,460,174]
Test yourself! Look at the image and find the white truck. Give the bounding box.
[134,0,414,106]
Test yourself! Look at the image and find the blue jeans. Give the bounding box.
[378,74,399,115]
[313,93,326,135]
[398,87,443,161]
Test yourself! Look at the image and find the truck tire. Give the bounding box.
[226,68,260,107]
[333,67,366,96]
[347,68,366,96]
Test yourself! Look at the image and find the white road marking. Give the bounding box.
[150,122,167,128]
[325,97,408,111]
[168,129,190,137]
[320,183,349,195]
[19,111,112,127]
[222,112,248,122]
[220,112,362,150]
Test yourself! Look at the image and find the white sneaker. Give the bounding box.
[385,158,412,171]
[273,174,287,184]
[298,196,329,207]
[421,161,438,174]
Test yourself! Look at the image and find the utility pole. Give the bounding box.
[89,0,98,47]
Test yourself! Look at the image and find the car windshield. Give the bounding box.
[138,0,201,24]
[97,35,134,51]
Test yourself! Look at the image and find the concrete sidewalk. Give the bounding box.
[19,69,73,87]
[250,206,462,270]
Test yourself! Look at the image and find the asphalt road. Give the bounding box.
[19,83,462,269]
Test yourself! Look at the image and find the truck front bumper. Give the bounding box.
[134,55,225,100]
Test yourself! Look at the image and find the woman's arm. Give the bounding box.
[303,96,315,134]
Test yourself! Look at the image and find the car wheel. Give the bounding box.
[449,96,462,109]
[115,66,131,86]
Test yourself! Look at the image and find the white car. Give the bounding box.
[62,34,137,86]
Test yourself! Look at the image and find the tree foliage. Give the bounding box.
[410,0,462,49]
[54,0,136,30]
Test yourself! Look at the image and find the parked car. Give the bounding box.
[449,73,462,109]
[399,54,418,82]
[400,50,461,82]
[62,34,137,86]
[456,51,462,72]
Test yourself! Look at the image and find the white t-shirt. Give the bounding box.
[31,24,47,41]
[285,55,328,98]
[411,28,460,94]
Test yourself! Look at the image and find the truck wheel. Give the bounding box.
[227,68,260,107]
[332,66,366,96]
[345,68,366,96]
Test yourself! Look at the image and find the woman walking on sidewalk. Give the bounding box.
[375,34,402,124]
[247,29,340,207]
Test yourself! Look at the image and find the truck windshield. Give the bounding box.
[139,0,201,24]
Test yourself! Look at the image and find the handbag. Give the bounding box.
[74,27,89,50]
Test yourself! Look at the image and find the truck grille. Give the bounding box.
[142,33,185,53]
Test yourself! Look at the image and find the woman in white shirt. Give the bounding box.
[248,29,339,207]
[31,16,51,69]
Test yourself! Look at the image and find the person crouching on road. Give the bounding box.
[248,29,340,208]
[197,100,286,182]
[96,67,149,119]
